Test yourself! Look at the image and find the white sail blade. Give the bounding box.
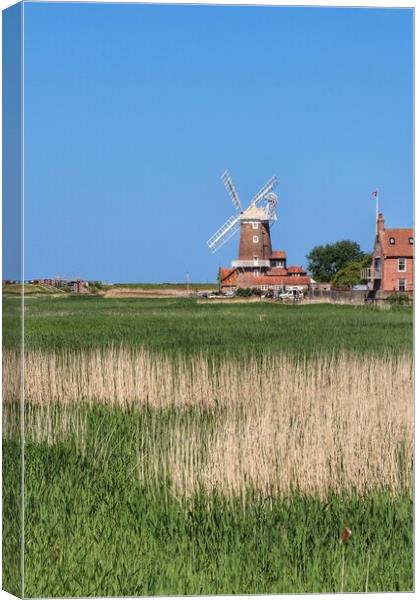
[266,192,278,221]
[221,170,242,211]
[250,176,278,207]
[207,214,240,253]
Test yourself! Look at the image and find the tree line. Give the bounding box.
[306,240,372,288]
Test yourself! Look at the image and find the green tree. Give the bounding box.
[306,240,366,282]
[332,254,372,289]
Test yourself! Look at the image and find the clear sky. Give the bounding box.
[23,2,413,283]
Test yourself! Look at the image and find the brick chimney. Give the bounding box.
[377,212,385,235]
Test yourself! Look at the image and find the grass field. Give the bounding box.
[3,295,413,356]
[2,296,413,596]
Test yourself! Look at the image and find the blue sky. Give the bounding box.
[22,3,413,282]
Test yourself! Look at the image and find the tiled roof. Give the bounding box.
[270,250,286,259]
[287,265,307,274]
[219,268,237,284]
[246,275,311,285]
[380,228,414,258]
[219,265,311,287]
[266,267,288,276]
[233,274,311,286]
[282,276,311,285]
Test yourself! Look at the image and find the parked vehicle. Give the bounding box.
[277,289,303,302]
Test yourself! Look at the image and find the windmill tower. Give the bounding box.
[207,171,279,277]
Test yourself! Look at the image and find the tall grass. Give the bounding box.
[4,348,412,500]
[19,405,413,596]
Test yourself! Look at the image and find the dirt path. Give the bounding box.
[103,287,196,298]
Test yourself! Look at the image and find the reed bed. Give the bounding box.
[3,348,413,499]
[2,347,412,410]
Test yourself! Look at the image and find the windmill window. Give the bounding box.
[409,237,414,245]
[389,237,395,245]
[398,279,406,292]
[253,236,259,243]
[252,222,259,229]
[398,258,406,272]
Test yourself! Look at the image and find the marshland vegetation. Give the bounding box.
[2,296,413,595]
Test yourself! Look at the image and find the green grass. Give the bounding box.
[3,284,60,295]
[3,295,413,357]
[2,439,22,597]
[17,405,413,597]
[2,296,413,596]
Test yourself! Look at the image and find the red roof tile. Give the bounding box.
[219,266,311,288]
[219,268,237,284]
[380,228,414,258]
[270,250,286,259]
[266,267,288,276]
[282,276,311,285]
[237,275,311,286]
[287,265,307,274]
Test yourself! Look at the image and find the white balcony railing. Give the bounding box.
[360,267,382,281]
[232,259,271,268]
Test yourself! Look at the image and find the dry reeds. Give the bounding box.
[2,348,413,499]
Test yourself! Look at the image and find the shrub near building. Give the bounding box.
[332,255,372,290]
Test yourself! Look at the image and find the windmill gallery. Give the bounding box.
[207,171,311,295]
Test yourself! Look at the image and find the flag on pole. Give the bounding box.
[372,189,379,223]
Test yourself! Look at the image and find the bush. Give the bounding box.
[235,288,253,297]
[387,293,410,306]
[332,254,372,289]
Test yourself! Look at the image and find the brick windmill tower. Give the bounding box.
[207,171,279,282]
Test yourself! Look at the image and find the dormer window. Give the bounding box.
[389,237,395,245]
[409,237,414,245]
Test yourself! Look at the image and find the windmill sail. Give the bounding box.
[266,192,278,221]
[207,171,279,253]
[249,176,278,207]
[207,214,241,253]
[221,170,242,211]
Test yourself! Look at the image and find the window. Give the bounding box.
[273,260,284,268]
[253,236,259,243]
[253,270,258,277]
[398,279,406,292]
[260,285,268,291]
[252,222,259,230]
[398,258,406,272]
[409,237,414,245]
[389,237,395,245]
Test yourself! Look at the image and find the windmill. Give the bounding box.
[207,171,278,254]
[207,170,279,280]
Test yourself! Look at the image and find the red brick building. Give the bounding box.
[363,213,414,293]
[219,213,310,292]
